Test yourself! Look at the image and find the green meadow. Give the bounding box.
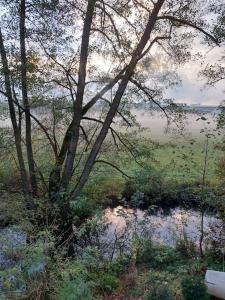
[1,110,223,201]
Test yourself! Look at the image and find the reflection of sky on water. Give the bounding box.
[104,206,218,247]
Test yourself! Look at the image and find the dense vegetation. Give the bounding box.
[0,0,225,299]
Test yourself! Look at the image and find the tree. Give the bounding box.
[0,28,30,195]
[20,0,37,195]
[0,0,222,218]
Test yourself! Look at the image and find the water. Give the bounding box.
[104,206,220,247]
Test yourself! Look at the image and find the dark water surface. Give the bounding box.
[104,206,220,247]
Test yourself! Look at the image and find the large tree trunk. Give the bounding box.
[61,0,97,189]
[71,0,165,199]
[0,28,30,195]
[20,0,37,196]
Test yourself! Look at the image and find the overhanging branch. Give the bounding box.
[157,15,219,45]
[94,159,133,179]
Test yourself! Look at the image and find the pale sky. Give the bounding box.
[1,2,224,107]
[93,36,225,107]
[165,41,225,106]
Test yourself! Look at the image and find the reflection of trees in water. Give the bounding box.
[70,206,220,261]
[105,207,219,248]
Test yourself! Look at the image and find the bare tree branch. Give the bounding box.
[94,159,133,179]
[157,15,219,45]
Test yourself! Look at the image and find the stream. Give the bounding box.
[104,206,222,248]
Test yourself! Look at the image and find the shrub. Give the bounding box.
[133,167,163,197]
[137,240,180,269]
[151,247,178,269]
[58,278,95,300]
[137,239,154,264]
[144,284,175,300]
[55,247,122,299]
[96,274,119,294]
[70,196,96,219]
[181,275,209,300]
[175,238,198,259]
[0,193,31,229]
[106,255,131,276]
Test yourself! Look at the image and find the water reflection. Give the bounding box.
[104,206,218,247]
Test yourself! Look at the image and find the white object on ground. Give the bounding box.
[205,270,225,299]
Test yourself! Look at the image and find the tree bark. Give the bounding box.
[71,0,165,199]
[60,0,97,188]
[0,28,30,194]
[20,0,38,196]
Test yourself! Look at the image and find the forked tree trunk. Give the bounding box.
[71,0,166,200]
[20,0,37,196]
[0,28,30,195]
[48,67,126,199]
[49,0,165,207]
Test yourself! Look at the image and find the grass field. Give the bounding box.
[0,109,223,198]
[132,110,222,183]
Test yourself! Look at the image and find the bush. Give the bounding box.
[58,278,95,300]
[70,196,96,219]
[137,239,154,264]
[137,240,180,269]
[151,247,178,269]
[144,284,175,300]
[0,193,31,229]
[96,274,119,294]
[55,247,122,299]
[133,167,163,197]
[106,255,131,276]
[181,275,209,300]
[175,238,198,259]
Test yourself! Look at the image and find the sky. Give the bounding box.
[0,2,224,107]
[93,35,225,107]
[165,41,225,106]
